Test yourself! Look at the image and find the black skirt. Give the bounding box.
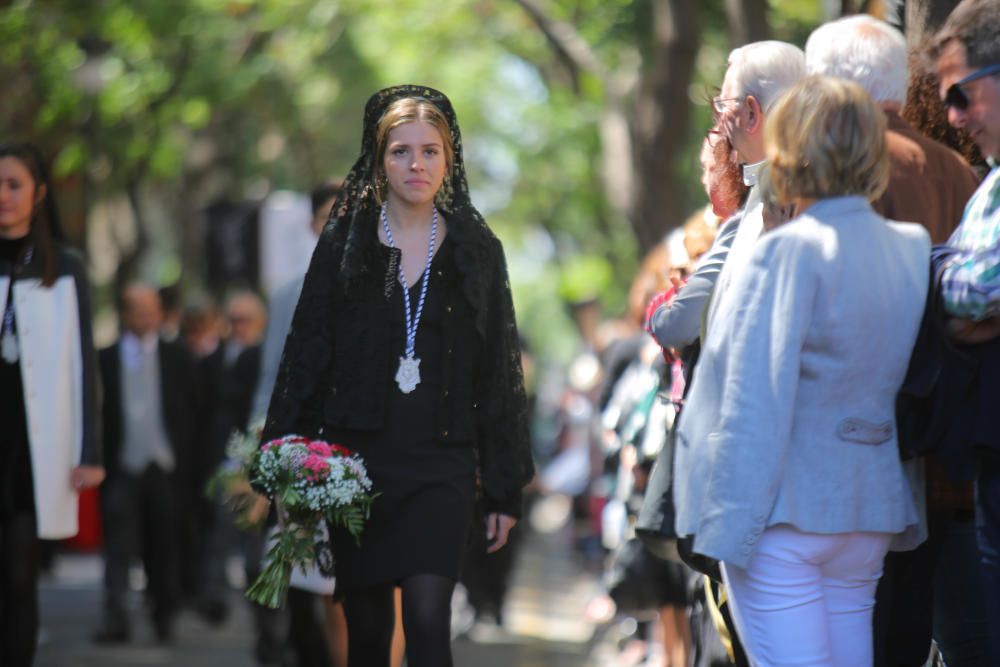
[326,237,477,590]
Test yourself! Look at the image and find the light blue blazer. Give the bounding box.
[674,196,930,568]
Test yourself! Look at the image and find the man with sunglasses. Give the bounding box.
[931,1,1000,662]
[935,1,1000,321]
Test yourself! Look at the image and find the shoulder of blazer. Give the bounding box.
[887,219,932,248]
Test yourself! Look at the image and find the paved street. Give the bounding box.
[35,523,608,667]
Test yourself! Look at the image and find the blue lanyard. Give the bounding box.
[380,203,438,359]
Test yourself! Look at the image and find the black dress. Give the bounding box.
[0,236,35,517]
[326,235,477,590]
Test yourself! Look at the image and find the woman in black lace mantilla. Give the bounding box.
[260,85,534,666]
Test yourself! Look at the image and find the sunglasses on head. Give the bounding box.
[944,62,1000,111]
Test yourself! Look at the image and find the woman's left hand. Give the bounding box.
[70,465,105,491]
[947,316,1000,344]
[485,513,517,554]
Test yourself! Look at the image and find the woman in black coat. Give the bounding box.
[0,141,103,665]
[261,85,534,667]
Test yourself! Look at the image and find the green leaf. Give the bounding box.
[53,142,87,177]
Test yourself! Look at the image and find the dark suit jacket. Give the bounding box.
[99,338,202,485]
[197,343,261,487]
[897,245,1000,483]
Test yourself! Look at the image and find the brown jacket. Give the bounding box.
[875,111,981,510]
[873,111,980,244]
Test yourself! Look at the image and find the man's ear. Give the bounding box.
[745,95,763,135]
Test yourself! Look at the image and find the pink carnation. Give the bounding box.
[302,454,331,476]
[308,442,333,458]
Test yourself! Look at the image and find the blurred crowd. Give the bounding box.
[527,3,1000,666]
[6,1,1000,666]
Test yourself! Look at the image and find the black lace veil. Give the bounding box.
[332,85,492,321]
[260,85,534,514]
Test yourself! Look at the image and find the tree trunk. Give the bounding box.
[115,179,150,291]
[632,0,700,254]
[905,0,962,45]
[725,0,770,48]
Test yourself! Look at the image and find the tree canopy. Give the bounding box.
[4,0,839,358]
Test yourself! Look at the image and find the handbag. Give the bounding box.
[634,417,722,582]
[605,537,672,615]
[634,427,678,553]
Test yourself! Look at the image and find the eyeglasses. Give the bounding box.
[712,95,744,114]
[943,62,1000,111]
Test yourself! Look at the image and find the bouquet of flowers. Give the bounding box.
[246,434,376,608]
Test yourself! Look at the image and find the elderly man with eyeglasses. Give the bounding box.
[930,1,1000,663]
[644,41,805,357]
[641,39,805,515]
[637,39,803,667]
[699,42,805,328]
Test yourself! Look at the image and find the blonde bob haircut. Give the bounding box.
[373,97,455,204]
[765,75,889,205]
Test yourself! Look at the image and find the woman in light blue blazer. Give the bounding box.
[673,76,930,666]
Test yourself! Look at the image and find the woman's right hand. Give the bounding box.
[485,513,517,554]
[70,465,105,491]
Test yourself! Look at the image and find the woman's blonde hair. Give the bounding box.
[373,97,455,204]
[766,75,888,204]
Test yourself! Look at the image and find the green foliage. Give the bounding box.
[2,0,832,362]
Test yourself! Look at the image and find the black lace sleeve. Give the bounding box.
[259,220,344,446]
[476,237,535,518]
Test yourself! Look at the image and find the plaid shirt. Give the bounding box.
[941,164,1000,320]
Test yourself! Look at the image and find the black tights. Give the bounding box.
[0,514,39,667]
[342,574,455,667]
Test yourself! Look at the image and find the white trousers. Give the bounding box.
[721,524,891,667]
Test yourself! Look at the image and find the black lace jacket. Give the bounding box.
[261,85,534,518]
[261,214,533,517]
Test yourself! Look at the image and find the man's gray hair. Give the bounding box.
[806,15,907,106]
[726,41,806,114]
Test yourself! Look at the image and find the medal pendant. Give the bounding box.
[395,353,421,394]
[1,330,17,363]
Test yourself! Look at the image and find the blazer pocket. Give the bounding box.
[836,418,893,445]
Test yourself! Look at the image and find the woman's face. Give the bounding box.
[382,120,447,208]
[0,156,42,239]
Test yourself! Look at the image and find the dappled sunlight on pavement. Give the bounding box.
[36,522,606,667]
